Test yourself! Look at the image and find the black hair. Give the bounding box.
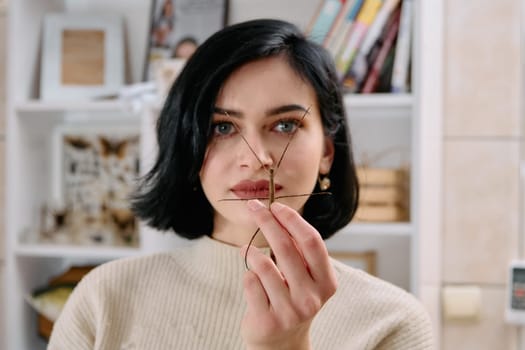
[132,19,359,240]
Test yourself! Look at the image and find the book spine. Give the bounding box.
[346,1,401,92]
[306,0,330,34]
[361,10,400,93]
[323,0,355,47]
[327,0,364,56]
[359,0,400,57]
[391,0,413,93]
[335,0,384,78]
[308,0,345,44]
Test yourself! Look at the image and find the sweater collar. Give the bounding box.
[187,235,247,281]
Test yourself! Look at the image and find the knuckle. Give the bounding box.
[260,319,280,337]
[297,294,321,318]
[303,234,323,252]
[275,235,295,252]
[243,271,259,290]
[254,257,275,275]
[322,275,338,300]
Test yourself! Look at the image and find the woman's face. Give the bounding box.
[199,56,334,246]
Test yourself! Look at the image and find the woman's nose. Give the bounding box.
[237,132,274,169]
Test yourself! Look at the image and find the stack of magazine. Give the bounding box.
[306,0,413,94]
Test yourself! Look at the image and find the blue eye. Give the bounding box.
[213,122,234,136]
[274,120,299,134]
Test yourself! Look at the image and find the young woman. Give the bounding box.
[49,19,433,349]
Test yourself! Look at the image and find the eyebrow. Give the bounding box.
[213,104,309,118]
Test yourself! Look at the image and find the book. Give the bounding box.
[391,0,413,93]
[327,0,364,56]
[359,5,400,92]
[373,43,396,92]
[335,0,384,78]
[344,0,400,91]
[360,8,400,93]
[307,0,346,44]
[323,0,355,47]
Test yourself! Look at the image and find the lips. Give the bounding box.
[231,179,283,200]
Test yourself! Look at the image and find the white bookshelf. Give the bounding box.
[4,0,444,349]
[14,244,140,259]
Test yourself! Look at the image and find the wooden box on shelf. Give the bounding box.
[355,166,409,222]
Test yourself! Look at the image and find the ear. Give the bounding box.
[319,136,335,175]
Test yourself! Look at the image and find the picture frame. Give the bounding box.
[143,0,229,81]
[330,251,377,275]
[153,58,187,98]
[40,13,125,101]
[47,124,140,247]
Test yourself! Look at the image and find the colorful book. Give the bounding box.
[344,0,400,90]
[360,8,400,93]
[335,0,384,78]
[323,0,355,47]
[327,0,364,56]
[391,0,413,93]
[307,0,346,44]
[345,4,401,92]
[373,44,396,92]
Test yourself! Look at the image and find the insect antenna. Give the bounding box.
[275,107,310,169]
[220,108,319,271]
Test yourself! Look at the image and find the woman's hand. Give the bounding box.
[240,199,338,350]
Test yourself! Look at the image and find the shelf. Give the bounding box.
[344,93,413,118]
[14,243,141,259]
[16,99,132,113]
[338,222,412,236]
[15,99,142,126]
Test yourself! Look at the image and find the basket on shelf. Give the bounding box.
[27,266,95,340]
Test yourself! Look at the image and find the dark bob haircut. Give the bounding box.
[132,19,359,240]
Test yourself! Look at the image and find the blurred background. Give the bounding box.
[0,0,522,349]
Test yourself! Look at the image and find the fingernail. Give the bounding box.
[270,201,286,212]
[247,199,265,211]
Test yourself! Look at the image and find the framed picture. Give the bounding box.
[330,251,377,276]
[47,124,140,247]
[153,58,187,97]
[40,13,125,100]
[143,0,229,81]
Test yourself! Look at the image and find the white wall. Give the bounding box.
[0,7,6,350]
[228,0,319,29]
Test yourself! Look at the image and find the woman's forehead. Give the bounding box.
[215,57,318,112]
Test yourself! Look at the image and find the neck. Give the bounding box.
[212,219,269,248]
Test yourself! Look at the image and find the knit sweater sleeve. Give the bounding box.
[312,260,435,350]
[374,299,434,350]
[47,272,97,350]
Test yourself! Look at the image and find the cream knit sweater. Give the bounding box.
[48,236,433,349]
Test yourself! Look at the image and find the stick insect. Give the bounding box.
[217,106,331,270]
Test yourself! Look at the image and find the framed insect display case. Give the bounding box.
[44,123,141,247]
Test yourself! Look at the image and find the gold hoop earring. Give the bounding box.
[318,175,331,191]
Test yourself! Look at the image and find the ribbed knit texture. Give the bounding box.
[48,236,434,349]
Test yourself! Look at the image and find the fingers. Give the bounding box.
[246,199,337,301]
[269,202,336,291]
[241,200,336,348]
[246,200,314,292]
[242,269,269,315]
[241,245,294,314]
